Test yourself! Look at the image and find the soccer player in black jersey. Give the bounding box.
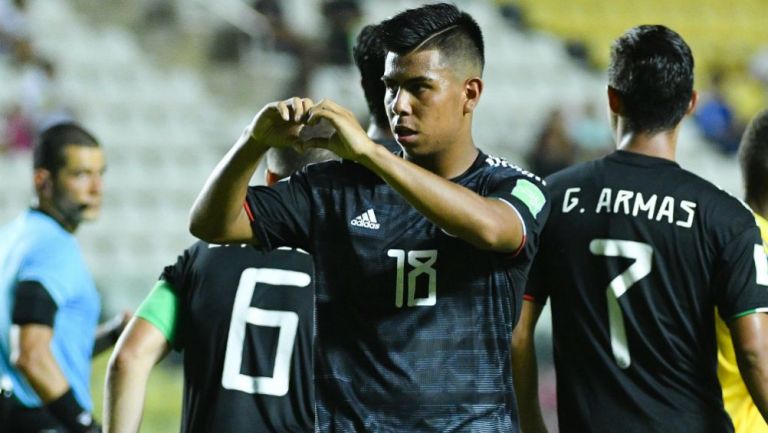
[352,23,398,152]
[103,147,335,433]
[189,3,549,432]
[511,25,768,433]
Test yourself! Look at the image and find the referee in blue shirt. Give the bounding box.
[0,122,125,433]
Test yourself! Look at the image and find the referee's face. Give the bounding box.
[383,48,468,156]
[51,145,106,227]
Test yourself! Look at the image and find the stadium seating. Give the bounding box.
[0,0,748,310]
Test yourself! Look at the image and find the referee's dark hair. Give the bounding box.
[34,122,100,176]
[377,3,484,75]
[353,24,389,130]
[739,109,768,212]
[608,25,694,134]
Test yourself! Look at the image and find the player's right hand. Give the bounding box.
[247,97,314,150]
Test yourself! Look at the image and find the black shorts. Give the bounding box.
[0,392,66,433]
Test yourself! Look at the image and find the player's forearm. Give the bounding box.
[360,146,523,252]
[731,313,768,421]
[104,352,154,433]
[511,304,548,433]
[104,320,169,433]
[737,354,768,420]
[190,131,268,243]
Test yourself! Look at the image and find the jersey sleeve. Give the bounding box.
[486,170,550,260]
[135,280,180,349]
[16,243,71,306]
[715,225,768,321]
[524,251,551,305]
[155,245,200,350]
[244,171,312,252]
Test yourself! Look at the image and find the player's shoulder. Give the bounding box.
[676,167,754,223]
[544,159,600,196]
[479,152,547,187]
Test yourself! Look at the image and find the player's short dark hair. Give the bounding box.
[378,3,484,74]
[34,122,99,176]
[353,24,389,130]
[739,109,768,207]
[266,147,337,179]
[608,25,694,134]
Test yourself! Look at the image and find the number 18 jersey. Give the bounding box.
[245,151,549,432]
[526,150,768,433]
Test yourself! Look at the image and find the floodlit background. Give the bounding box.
[1,0,766,431]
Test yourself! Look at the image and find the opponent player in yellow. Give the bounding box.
[717,108,768,432]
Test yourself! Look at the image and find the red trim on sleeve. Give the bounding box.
[523,294,536,302]
[510,233,527,258]
[243,201,255,222]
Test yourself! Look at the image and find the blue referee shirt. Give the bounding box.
[0,209,100,410]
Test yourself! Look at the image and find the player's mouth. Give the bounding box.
[394,125,417,143]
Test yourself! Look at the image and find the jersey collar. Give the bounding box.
[607,150,680,168]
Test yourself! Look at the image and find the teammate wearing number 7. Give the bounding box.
[511,26,768,433]
[102,147,335,433]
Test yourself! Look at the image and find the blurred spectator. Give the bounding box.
[320,0,361,66]
[527,108,577,177]
[0,0,29,56]
[494,0,528,32]
[694,69,744,155]
[2,104,33,153]
[248,0,317,96]
[568,101,613,160]
[19,57,67,128]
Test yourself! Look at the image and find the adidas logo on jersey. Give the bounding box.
[350,209,380,229]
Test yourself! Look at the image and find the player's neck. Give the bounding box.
[405,138,478,179]
[366,122,394,144]
[615,126,678,162]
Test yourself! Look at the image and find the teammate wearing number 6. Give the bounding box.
[511,26,768,433]
[102,147,335,433]
[189,4,549,432]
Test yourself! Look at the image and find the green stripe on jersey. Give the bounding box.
[135,280,179,345]
[728,307,768,322]
[511,180,546,218]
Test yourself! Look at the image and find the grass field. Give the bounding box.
[90,349,184,433]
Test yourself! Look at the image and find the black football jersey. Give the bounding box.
[161,241,315,433]
[527,151,768,433]
[245,151,549,432]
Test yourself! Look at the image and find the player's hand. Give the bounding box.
[301,99,377,161]
[247,97,314,150]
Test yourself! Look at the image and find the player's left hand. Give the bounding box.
[301,99,377,161]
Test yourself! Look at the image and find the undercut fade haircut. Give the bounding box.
[266,147,337,179]
[739,109,768,208]
[353,24,389,130]
[609,25,694,134]
[34,122,100,176]
[378,3,484,74]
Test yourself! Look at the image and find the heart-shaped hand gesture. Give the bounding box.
[247,97,377,162]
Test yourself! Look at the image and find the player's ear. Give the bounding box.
[34,168,53,198]
[686,90,698,115]
[607,86,622,115]
[463,77,483,114]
